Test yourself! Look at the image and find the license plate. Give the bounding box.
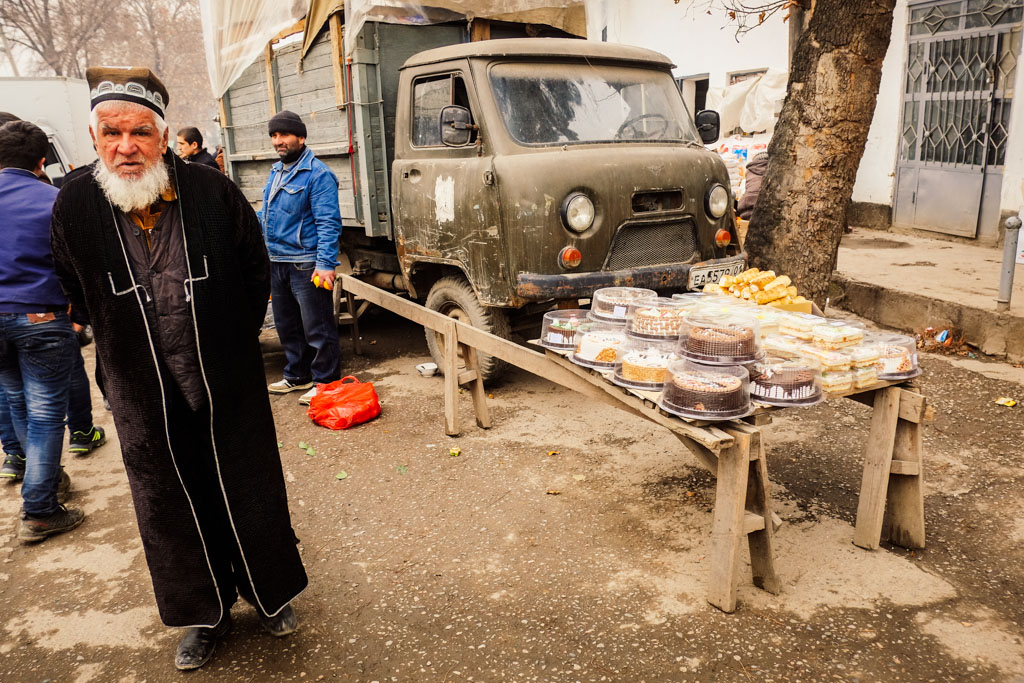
[687,258,745,290]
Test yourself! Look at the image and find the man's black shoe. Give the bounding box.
[1,453,25,481]
[18,505,85,542]
[69,426,106,456]
[260,604,298,637]
[174,615,232,671]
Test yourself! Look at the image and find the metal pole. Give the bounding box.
[996,214,1021,312]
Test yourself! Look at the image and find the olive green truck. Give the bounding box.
[219,16,744,378]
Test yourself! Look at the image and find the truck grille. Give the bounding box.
[604,220,699,270]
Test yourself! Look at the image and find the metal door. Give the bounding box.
[894,0,1022,237]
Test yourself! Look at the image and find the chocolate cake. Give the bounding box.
[750,367,818,404]
[682,324,757,359]
[661,371,747,415]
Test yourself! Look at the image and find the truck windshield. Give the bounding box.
[489,62,700,146]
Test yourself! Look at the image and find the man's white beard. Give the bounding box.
[94,158,171,213]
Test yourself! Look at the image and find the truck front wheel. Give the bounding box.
[424,276,510,382]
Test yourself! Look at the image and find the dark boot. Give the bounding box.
[260,604,298,637]
[174,614,232,671]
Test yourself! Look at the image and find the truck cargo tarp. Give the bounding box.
[343,0,587,58]
[301,0,345,60]
[200,0,306,98]
[706,68,787,135]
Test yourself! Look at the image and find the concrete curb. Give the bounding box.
[831,273,1024,363]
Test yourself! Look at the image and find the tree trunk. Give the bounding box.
[744,0,896,306]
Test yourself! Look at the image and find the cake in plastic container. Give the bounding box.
[749,354,823,406]
[778,312,826,340]
[589,287,657,323]
[537,309,588,350]
[811,320,865,349]
[841,343,881,368]
[853,364,878,389]
[763,333,803,356]
[659,360,751,420]
[612,338,680,390]
[796,344,853,372]
[874,333,920,379]
[570,322,627,369]
[677,314,762,364]
[731,307,785,339]
[625,297,693,340]
[820,369,854,394]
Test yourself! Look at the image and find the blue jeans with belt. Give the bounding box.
[270,261,341,385]
[0,311,76,516]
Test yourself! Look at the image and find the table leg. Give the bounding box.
[883,414,926,549]
[443,319,460,437]
[707,430,752,613]
[853,387,901,549]
[746,430,781,594]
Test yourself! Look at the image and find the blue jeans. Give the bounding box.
[0,312,76,516]
[0,383,24,456]
[67,345,93,434]
[270,261,341,384]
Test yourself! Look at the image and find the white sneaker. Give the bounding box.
[268,378,314,394]
[298,387,317,405]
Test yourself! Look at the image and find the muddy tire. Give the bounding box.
[424,276,510,382]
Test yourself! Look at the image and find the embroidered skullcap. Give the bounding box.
[86,66,169,117]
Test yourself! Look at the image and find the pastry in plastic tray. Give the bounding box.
[763,334,803,355]
[841,344,881,368]
[821,370,854,394]
[778,312,826,340]
[570,323,627,369]
[874,334,919,378]
[538,309,588,350]
[589,287,656,323]
[796,344,852,372]
[612,339,679,389]
[659,360,750,420]
[678,314,761,363]
[853,365,878,389]
[811,320,865,349]
[749,354,823,406]
[625,297,692,339]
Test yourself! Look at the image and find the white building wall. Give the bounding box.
[592,0,1024,235]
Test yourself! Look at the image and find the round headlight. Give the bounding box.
[562,192,595,232]
[706,184,730,219]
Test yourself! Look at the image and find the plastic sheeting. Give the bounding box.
[200,0,306,98]
[343,0,588,57]
[706,68,787,135]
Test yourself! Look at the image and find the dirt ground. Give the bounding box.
[2,309,1024,682]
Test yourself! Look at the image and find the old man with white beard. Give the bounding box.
[49,67,307,671]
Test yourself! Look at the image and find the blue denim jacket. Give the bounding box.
[258,146,341,269]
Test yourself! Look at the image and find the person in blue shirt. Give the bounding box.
[0,121,85,540]
[258,110,342,405]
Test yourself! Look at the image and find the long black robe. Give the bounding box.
[50,152,307,627]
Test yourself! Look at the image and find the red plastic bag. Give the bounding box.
[307,376,381,430]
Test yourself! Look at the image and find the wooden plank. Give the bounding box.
[470,18,491,41]
[272,18,305,42]
[889,459,920,476]
[884,416,926,549]
[457,369,479,385]
[329,13,346,107]
[463,344,491,429]
[743,511,765,534]
[339,275,730,449]
[846,387,926,424]
[706,430,751,613]
[443,319,459,436]
[853,387,902,550]
[745,430,781,594]
[264,43,278,117]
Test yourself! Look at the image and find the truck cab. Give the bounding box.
[388,40,743,374]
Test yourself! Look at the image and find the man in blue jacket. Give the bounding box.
[0,121,85,541]
[259,111,342,405]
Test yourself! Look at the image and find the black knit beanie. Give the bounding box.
[268,110,307,138]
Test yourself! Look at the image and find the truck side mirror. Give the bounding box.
[440,105,474,147]
[695,110,720,145]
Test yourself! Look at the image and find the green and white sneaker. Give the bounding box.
[69,426,106,456]
[1,453,26,481]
